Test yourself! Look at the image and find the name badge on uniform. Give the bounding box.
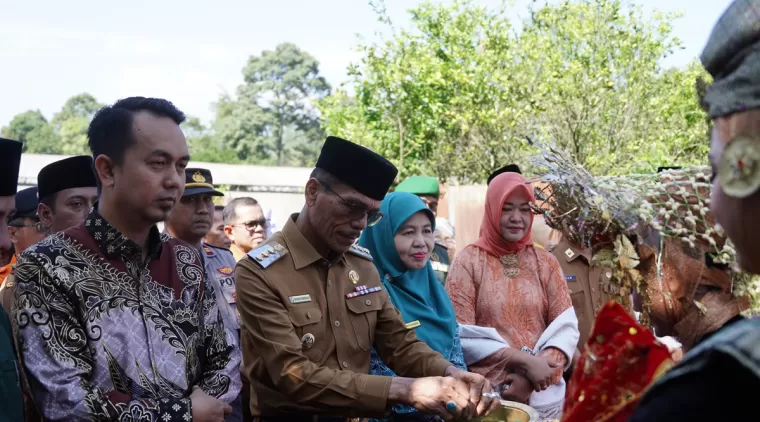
[565,275,577,282]
[289,294,312,304]
[405,320,421,329]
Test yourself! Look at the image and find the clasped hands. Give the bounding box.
[405,367,499,421]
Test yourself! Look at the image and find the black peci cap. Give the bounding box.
[315,136,398,201]
[183,168,223,197]
[0,138,23,196]
[38,156,98,200]
[487,164,522,185]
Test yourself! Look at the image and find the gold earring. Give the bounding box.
[718,137,760,198]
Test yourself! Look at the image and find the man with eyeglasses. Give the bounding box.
[223,197,268,262]
[235,136,498,421]
[0,188,44,287]
[165,167,243,421]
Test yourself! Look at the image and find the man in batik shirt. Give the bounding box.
[13,97,241,421]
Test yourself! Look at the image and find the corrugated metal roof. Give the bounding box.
[18,154,314,189]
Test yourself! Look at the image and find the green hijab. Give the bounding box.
[358,192,458,355]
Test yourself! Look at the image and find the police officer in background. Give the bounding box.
[394,175,451,286]
[236,136,498,421]
[0,187,45,288]
[0,137,24,421]
[164,167,243,421]
[0,187,46,313]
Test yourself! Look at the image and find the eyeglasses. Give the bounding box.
[230,218,269,231]
[321,182,383,226]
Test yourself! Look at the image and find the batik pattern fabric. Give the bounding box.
[368,327,466,422]
[12,208,242,421]
[561,301,673,422]
[446,244,573,385]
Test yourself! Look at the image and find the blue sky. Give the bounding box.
[0,0,733,127]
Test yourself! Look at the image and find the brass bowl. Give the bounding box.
[476,400,540,422]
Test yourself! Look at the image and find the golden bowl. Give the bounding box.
[476,400,540,422]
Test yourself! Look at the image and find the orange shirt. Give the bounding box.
[0,254,16,286]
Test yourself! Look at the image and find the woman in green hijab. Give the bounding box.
[359,192,464,422]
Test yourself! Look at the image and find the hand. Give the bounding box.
[405,376,471,421]
[445,367,500,418]
[500,373,533,404]
[190,387,232,422]
[515,354,561,391]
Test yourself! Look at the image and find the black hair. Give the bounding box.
[87,96,186,165]
[222,197,260,224]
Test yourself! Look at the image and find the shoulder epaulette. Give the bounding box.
[202,244,216,257]
[347,244,373,261]
[202,243,231,257]
[247,242,288,268]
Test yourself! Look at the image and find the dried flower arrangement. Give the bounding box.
[528,138,760,322]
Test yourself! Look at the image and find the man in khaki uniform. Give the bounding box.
[236,136,497,422]
[548,239,611,348]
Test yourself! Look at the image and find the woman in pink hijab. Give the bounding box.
[446,172,579,420]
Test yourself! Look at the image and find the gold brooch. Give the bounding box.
[718,136,760,198]
[500,254,520,278]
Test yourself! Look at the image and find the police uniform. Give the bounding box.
[235,137,453,421]
[201,242,240,336]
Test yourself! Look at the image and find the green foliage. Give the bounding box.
[319,0,712,182]
[51,93,104,155]
[1,110,60,154]
[182,116,240,163]
[216,43,332,166]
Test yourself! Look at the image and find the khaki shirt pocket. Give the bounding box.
[288,307,324,361]
[346,295,383,351]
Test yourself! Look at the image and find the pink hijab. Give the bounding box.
[473,172,535,256]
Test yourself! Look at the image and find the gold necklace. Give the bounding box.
[499,253,520,279]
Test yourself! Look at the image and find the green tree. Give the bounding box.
[182,116,240,163]
[50,93,104,155]
[217,43,331,166]
[1,110,61,154]
[319,0,711,182]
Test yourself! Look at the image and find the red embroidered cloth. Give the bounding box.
[562,301,673,422]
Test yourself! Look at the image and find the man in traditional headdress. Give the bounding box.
[13,97,241,421]
[629,1,760,419]
[235,136,498,421]
[0,137,24,421]
[36,155,99,235]
[395,175,451,285]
